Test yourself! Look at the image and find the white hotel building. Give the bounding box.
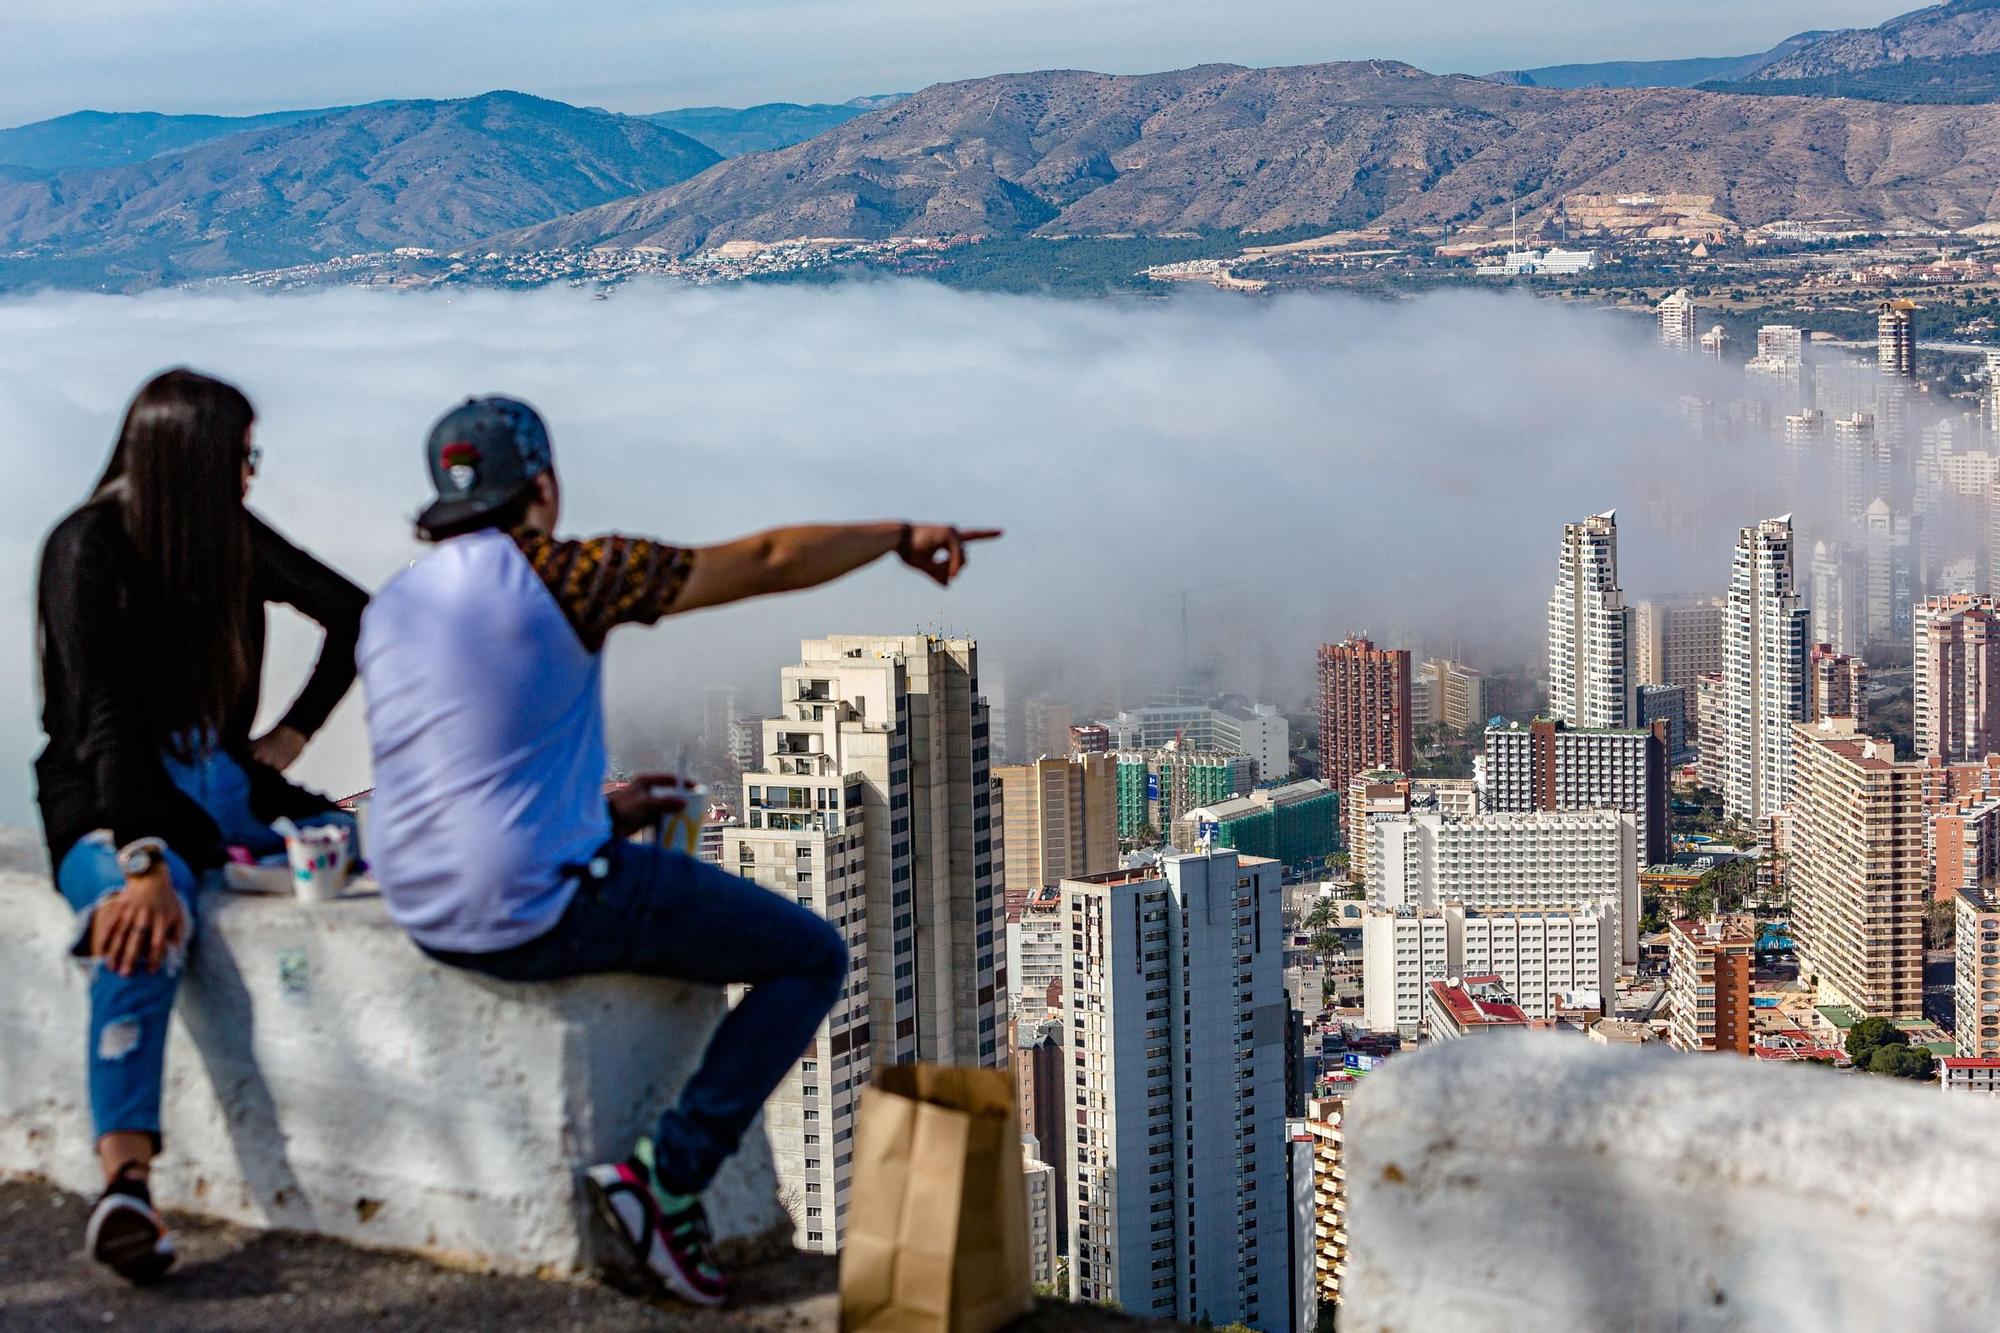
[1065,851,1289,1329]
[1361,904,1614,1038]
[721,634,1003,1253]
[1547,510,1634,729]
[1365,809,1640,963]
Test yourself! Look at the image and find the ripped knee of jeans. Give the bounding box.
[98,1017,144,1062]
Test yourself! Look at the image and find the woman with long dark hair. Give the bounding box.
[34,368,367,1283]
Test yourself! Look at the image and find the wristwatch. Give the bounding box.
[117,838,167,878]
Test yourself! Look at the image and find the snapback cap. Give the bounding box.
[416,396,554,537]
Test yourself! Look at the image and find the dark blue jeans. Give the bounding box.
[424,841,847,1196]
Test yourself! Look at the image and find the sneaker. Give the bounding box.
[583,1138,727,1307]
[84,1167,175,1285]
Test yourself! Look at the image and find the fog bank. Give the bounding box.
[0,279,1775,826]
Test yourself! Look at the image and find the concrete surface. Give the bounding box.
[0,1177,1169,1332]
[0,840,787,1275]
[1344,1033,2000,1332]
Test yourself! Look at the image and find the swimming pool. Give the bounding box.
[1753,997,1780,1009]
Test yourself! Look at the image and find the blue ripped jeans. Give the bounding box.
[58,838,201,1146]
[63,745,353,1145]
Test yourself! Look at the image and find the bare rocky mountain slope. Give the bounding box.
[491,60,2000,257]
[1749,0,2000,80]
[0,92,720,283]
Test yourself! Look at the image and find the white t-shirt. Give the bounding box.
[358,529,612,952]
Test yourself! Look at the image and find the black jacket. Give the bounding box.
[34,498,368,872]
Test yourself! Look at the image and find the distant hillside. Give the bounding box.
[0,107,336,172]
[1486,31,1826,90]
[491,61,2000,259]
[646,95,906,156]
[0,92,720,286]
[1694,0,2000,100]
[1749,0,2000,79]
[1705,51,2000,101]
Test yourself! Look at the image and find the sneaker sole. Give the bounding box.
[582,1170,726,1309]
[583,1172,664,1299]
[90,1206,173,1285]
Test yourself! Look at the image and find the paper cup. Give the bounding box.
[656,783,711,856]
[287,823,353,903]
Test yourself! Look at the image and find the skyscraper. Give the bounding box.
[1832,412,1881,526]
[1480,717,1670,865]
[1657,288,1696,352]
[1781,408,1825,502]
[1721,516,1811,825]
[1633,595,1724,746]
[1367,808,1642,962]
[1424,658,1487,731]
[1750,323,1805,381]
[1808,642,1867,726]
[1790,718,1927,1019]
[782,636,1004,1069]
[994,753,1118,905]
[1316,637,1413,792]
[1861,499,1918,646]
[1914,594,2000,761]
[1809,539,1864,657]
[1985,348,2000,435]
[1547,511,1633,728]
[722,636,1005,1251]
[722,758,871,1254]
[1877,299,1917,381]
[1114,748,1255,839]
[1065,852,1288,1327]
[1665,918,1757,1055]
[1634,596,1727,688]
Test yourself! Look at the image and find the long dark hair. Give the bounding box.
[93,369,256,747]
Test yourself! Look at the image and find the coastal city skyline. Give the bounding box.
[6,3,2000,1329]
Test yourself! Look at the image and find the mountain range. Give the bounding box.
[6,3,2000,289]
[0,96,906,177]
[493,59,2000,258]
[644,96,906,157]
[1485,31,1828,90]
[0,93,719,283]
[1493,1,2000,103]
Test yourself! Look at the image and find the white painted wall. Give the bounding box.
[1346,1033,2000,1331]
[0,855,786,1274]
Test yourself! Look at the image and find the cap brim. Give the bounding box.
[416,494,513,537]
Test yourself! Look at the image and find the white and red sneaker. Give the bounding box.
[84,1168,175,1285]
[584,1138,728,1307]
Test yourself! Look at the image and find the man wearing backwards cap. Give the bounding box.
[357,396,998,1307]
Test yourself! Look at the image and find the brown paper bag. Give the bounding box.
[838,1063,1036,1333]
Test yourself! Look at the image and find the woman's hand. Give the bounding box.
[250,725,307,771]
[90,865,186,977]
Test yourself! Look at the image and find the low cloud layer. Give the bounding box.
[0,279,1777,828]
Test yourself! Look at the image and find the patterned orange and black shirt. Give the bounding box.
[511,527,697,653]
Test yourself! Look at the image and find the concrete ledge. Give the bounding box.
[0,848,786,1275]
[1345,1034,2000,1332]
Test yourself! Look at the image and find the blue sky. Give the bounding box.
[1,0,1912,127]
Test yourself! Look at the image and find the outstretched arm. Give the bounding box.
[673,522,1000,615]
[512,522,999,652]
